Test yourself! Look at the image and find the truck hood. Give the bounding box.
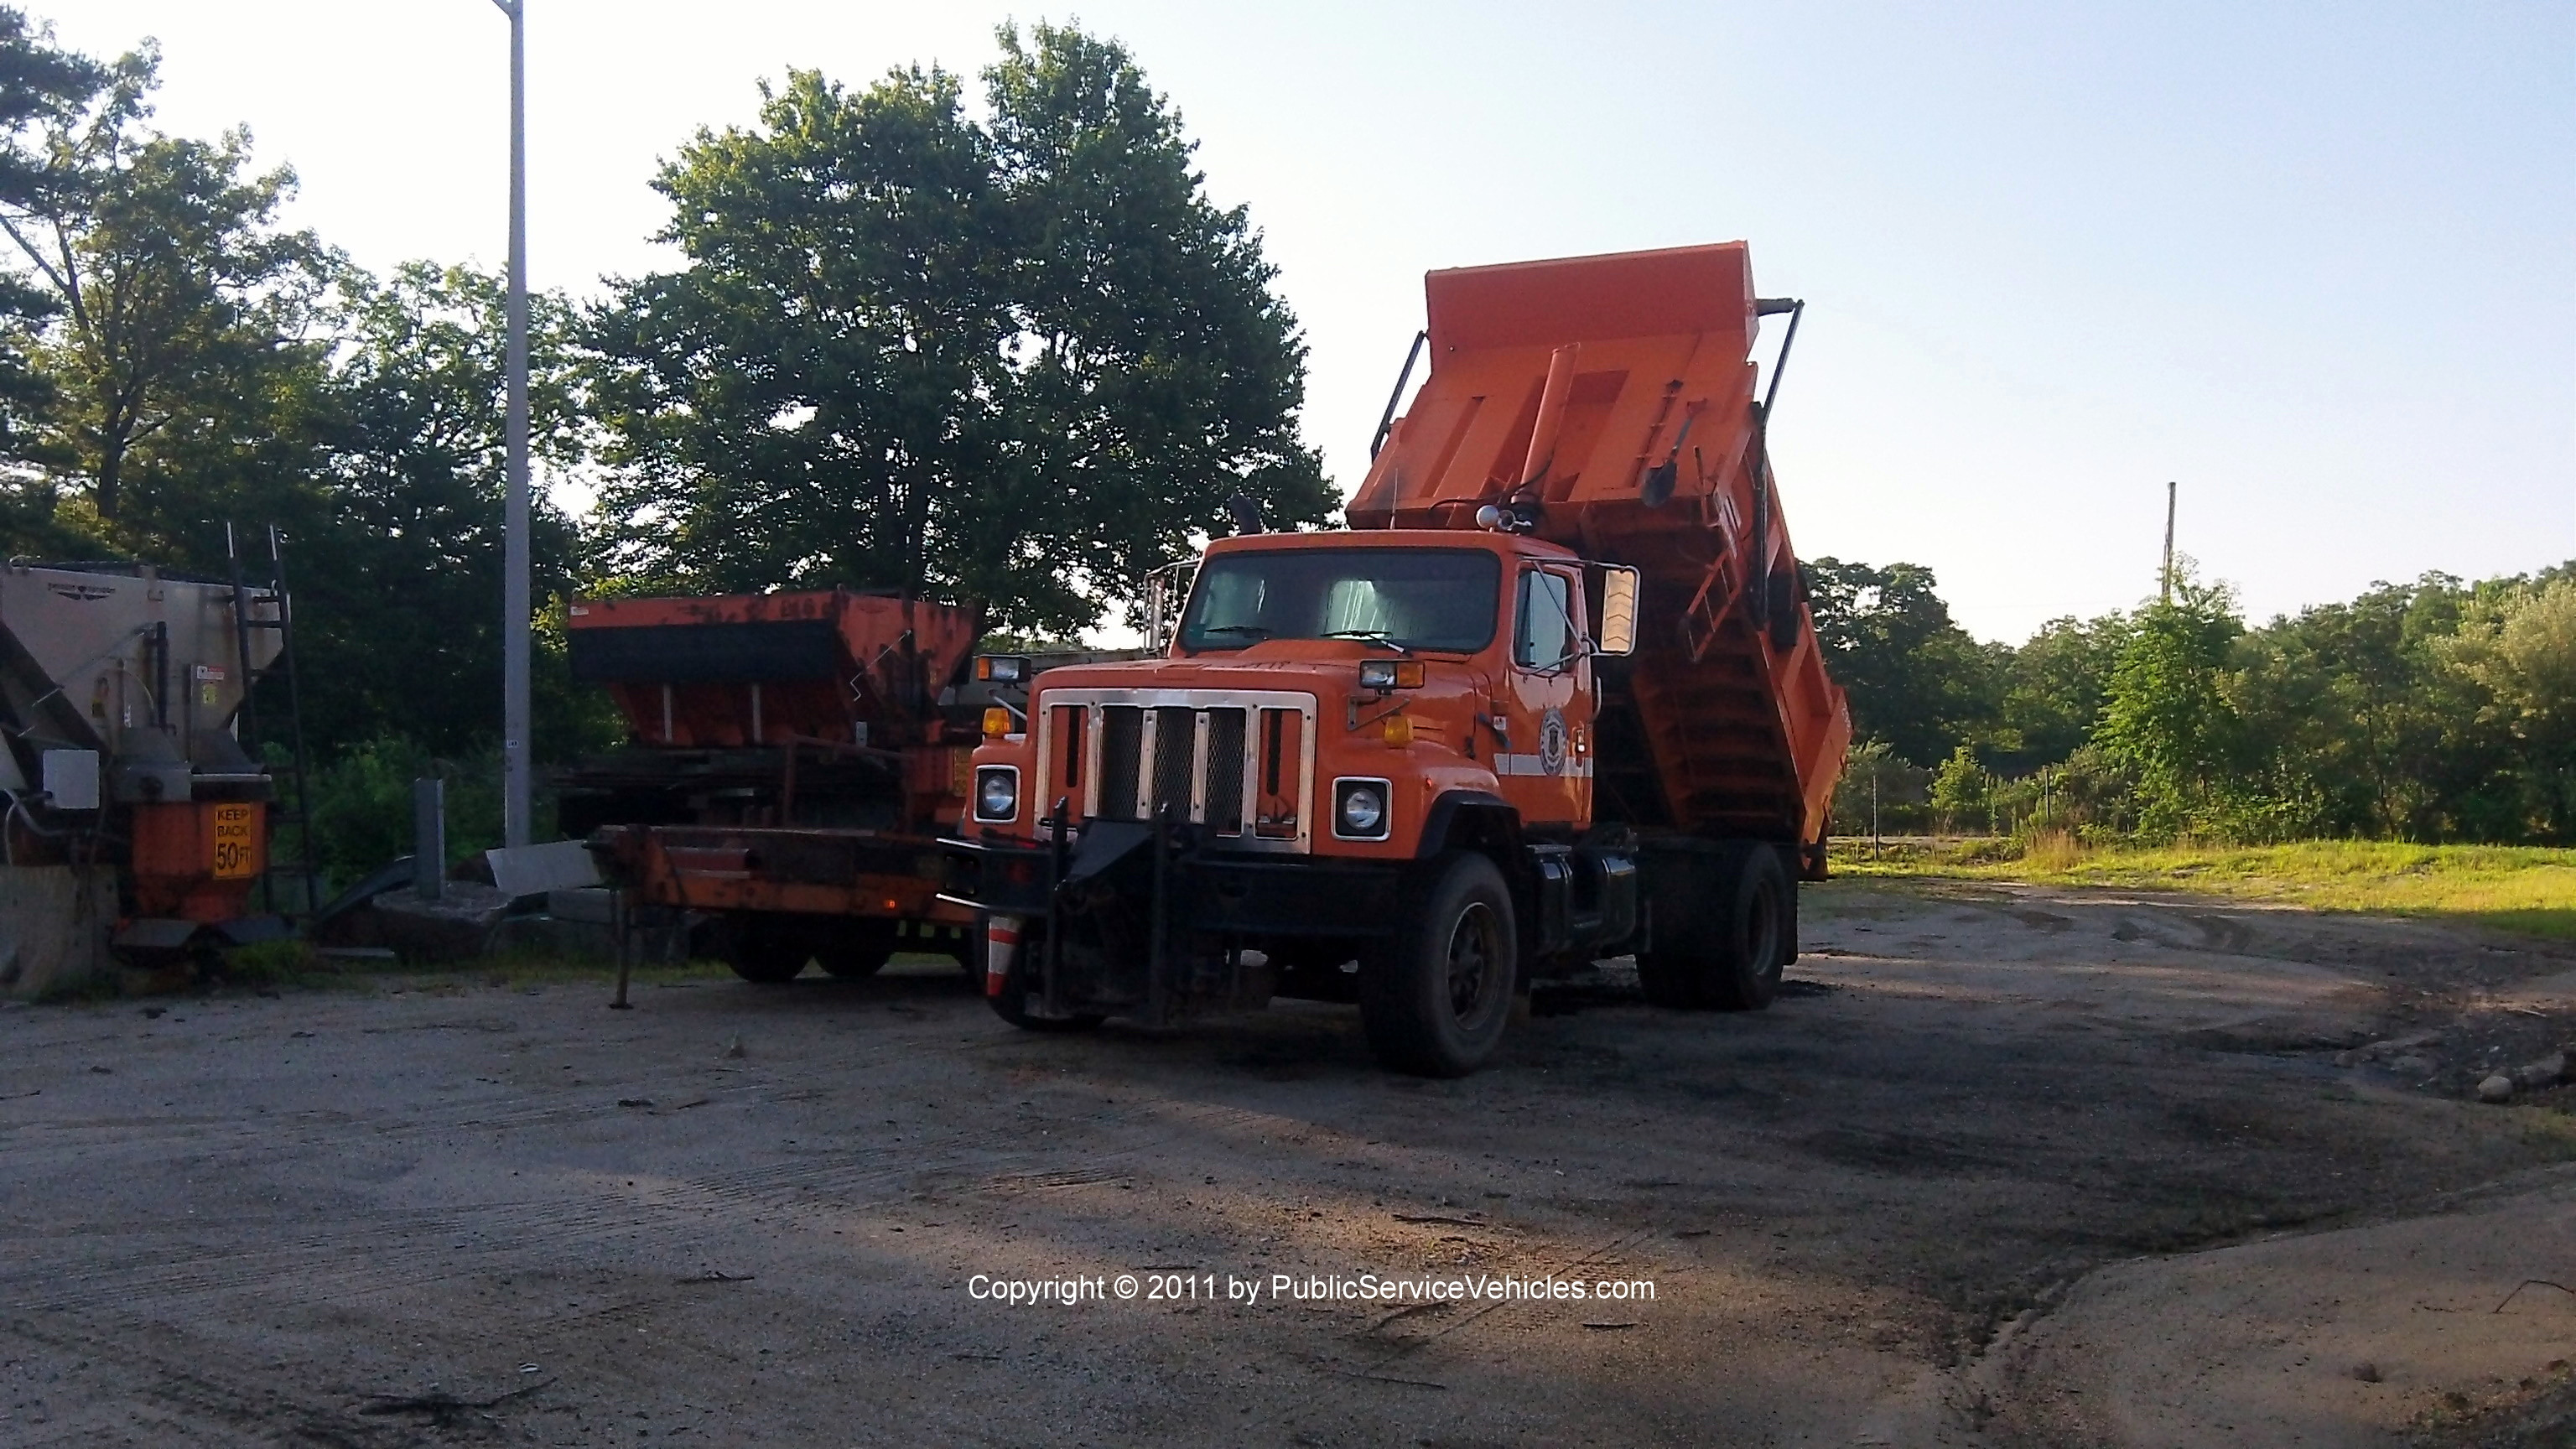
[1029,641,1480,702]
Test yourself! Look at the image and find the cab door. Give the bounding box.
[1498,564,1592,827]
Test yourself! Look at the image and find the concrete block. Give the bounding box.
[369,882,513,963]
[486,839,600,898]
[0,865,114,998]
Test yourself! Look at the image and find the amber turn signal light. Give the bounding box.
[982,707,1012,737]
[1381,714,1415,747]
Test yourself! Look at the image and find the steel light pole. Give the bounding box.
[492,0,532,847]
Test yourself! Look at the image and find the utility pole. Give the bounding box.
[2160,480,2176,605]
[493,0,532,847]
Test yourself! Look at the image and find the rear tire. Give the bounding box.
[1636,842,1790,1011]
[715,914,808,984]
[1706,844,1788,1011]
[984,922,1106,1033]
[1360,852,1518,1078]
[815,918,899,979]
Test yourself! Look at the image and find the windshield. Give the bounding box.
[1179,547,1500,654]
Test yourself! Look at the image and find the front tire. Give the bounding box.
[1360,851,1518,1078]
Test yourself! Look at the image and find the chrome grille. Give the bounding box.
[1097,706,1143,820]
[1036,688,1316,851]
[1203,709,1246,834]
[1150,706,1196,818]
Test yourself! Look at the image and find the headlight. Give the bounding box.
[974,766,1020,823]
[976,655,1030,683]
[1358,659,1426,689]
[1334,778,1389,839]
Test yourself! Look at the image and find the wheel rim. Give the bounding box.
[1746,883,1780,973]
[1444,901,1504,1023]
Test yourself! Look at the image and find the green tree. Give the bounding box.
[979,23,1330,623]
[294,261,601,761]
[1803,558,1999,767]
[1832,736,1934,838]
[589,23,1332,633]
[1929,743,1989,834]
[2096,574,2258,839]
[0,8,99,477]
[589,60,1008,603]
[1992,611,2129,771]
[0,35,333,543]
[2232,574,2492,839]
[2438,576,2576,841]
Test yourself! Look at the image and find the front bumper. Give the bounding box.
[945,820,1403,1024]
[944,823,1402,940]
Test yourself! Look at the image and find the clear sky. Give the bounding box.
[50,2,2576,642]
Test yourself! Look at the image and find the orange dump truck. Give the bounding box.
[565,589,996,982]
[948,242,1852,1075]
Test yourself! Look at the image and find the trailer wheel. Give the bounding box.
[815,919,899,979]
[985,922,1106,1033]
[1705,844,1788,1012]
[714,915,808,984]
[1359,851,1518,1078]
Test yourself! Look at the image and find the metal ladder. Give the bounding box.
[226,522,319,919]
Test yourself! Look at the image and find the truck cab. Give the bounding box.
[956,527,1650,1074]
[990,531,1629,849]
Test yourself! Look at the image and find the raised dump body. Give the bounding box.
[1348,242,1850,870]
[951,242,1851,1076]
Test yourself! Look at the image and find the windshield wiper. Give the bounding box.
[1322,628,1412,655]
[1197,624,1272,639]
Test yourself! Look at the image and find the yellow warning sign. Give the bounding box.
[210,803,258,880]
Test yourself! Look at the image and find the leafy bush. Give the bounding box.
[1833,739,1934,836]
[298,737,511,894]
[1929,745,1990,834]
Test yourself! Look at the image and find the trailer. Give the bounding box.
[567,589,1110,982]
[948,242,1852,1075]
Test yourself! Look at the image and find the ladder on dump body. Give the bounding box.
[226,522,319,919]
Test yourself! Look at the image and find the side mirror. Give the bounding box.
[1143,559,1198,652]
[1595,566,1640,657]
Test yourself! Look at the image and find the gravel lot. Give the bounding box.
[3,880,2573,1446]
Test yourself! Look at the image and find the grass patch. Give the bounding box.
[1833,836,2576,943]
[217,939,335,989]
